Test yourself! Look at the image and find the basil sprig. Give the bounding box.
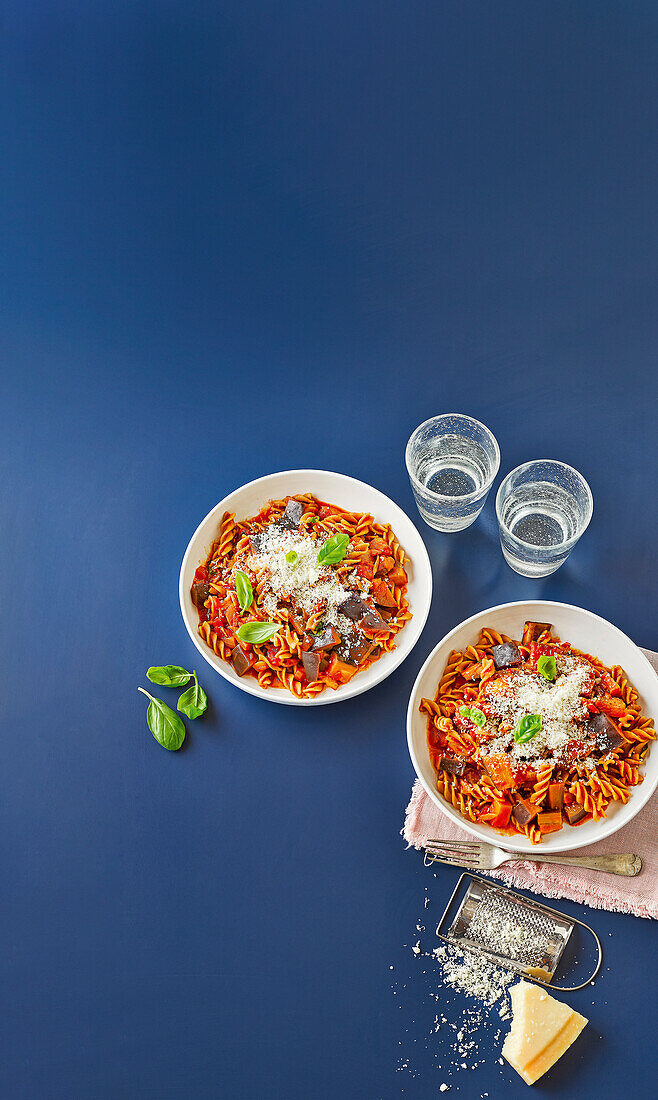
[537,655,557,682]
[286,550,298,564]
[235,570,253,613]
[138,687,186,750]
[458,705,486,728]
[147,665,192,687]
[514,713,543,744]
[177,670,207,719]
[317,533,349,566]
[236,621,280,644]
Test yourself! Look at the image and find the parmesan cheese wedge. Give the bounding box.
[502,981,588,1085]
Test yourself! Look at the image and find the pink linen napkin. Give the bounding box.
[403,649,658,919]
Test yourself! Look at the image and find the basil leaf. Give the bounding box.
[308,516,319,524]
[513,713,543,744]
[177,671,207,720]
[147,665,192,687]
[234,570,253,613]
[286,550,298,564]
[138,687,186,750]
[317,533,349,566]
[537,655,557,682]
[236,621,280,644]
[458,705,486,728]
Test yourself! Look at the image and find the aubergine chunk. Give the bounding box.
[231,645,251,677]
[281,498,304,529]
[522,621,553,646]
[512,799,537,827]
[359,611,389,632]
[311,625,341,652]
[336,634,376,666]
[586,711,625,753]
[564,802,588,825]
[439,757,466,777]
[491,642,523,670]
[301,650,321,682]
[337,595,370,621]
[191,581,209,607]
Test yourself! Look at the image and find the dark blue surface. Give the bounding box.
[2,3,657,1098]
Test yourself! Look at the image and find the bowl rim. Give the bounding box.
[179,468,433,706]
[407,598,657,853]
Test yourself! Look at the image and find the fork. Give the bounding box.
[423,839,643,876]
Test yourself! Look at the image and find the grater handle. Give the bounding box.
[526,852,642,876]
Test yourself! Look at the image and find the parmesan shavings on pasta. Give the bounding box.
[484,656,594,765]
[243,526,356,629]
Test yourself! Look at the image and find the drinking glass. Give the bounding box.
[496,460,593,577]
[405,414,500,532]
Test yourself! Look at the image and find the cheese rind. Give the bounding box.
[502,981,588,1085]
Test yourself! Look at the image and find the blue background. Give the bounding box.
[2,2,657,1098]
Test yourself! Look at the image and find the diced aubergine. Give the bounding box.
[301,650,321,682]
[512,798,537,827]
[289,613,306,635]
[491,642,523,670]
[564,802,588,825]
[586,711,625,753]
[522,620,553,646]
[336,634,376,666]
[439,757,466,777]
[311,625,341,652]
[337,595,370,621]
[231,645,251,677]
[359,611,389,632]
[281,498,304,529]
[191,581,209,607]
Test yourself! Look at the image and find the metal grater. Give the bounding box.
[436,873,602,991]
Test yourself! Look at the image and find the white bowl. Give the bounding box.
[180,470,432,705]
[407,600,658,852]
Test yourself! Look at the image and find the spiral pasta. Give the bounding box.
[420,623,654,843]
[191,493,411,698]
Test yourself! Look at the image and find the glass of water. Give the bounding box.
[496,460,593,577]
[405,413,500,531]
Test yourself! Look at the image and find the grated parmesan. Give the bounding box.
[242,524,363,628]
[482,655,595,765]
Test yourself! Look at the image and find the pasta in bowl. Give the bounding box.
[180,470,432,705]
[407,602,658,853]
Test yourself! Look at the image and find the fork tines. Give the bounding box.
[424,839,480,869]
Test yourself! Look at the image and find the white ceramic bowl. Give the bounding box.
[407,600,658,852]
[180,470,432,705]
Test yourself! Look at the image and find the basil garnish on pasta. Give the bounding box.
[234,570,253,613]
[514,713,543,744]
[317,533,349,566]
[458,705,486,728]
[537,655,557,681]
[236,621,280,644]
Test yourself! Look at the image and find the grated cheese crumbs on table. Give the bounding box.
[395,884,533,1086]
[482,655,595,765]
[431,943,516,1007]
